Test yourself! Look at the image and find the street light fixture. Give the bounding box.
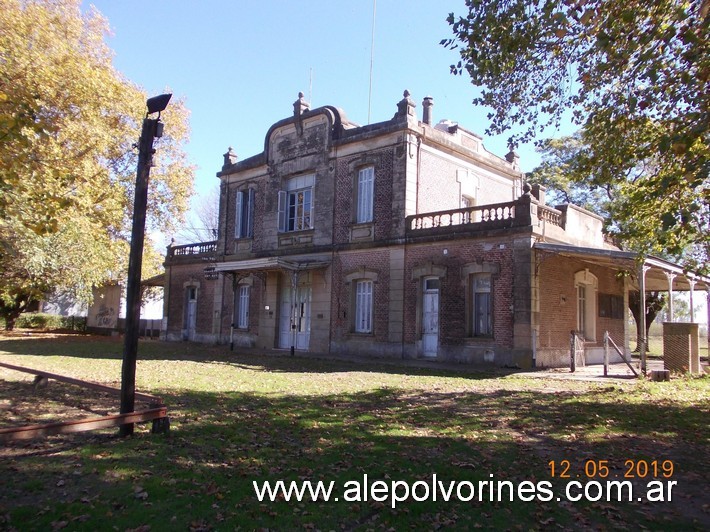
[146,93,172,116]
[119,93,171,437]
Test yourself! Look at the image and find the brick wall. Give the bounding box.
[330,249,392,343]
[333,147,398,244]
[536,253,626,367]
[164,262,220,342]
[403,240,516,351]
[418,150,463,213]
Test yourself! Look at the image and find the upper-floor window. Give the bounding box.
[356,167,374,223]
[278,174,314,232]
[235,189,254,238]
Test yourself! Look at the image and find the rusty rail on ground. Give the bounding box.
[0,407,167,441]
[0,361,168,441]
[0,361,162,404]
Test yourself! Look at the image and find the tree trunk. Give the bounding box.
[0,294,31,331]
[1,310,21,331]
[628,291,667,352]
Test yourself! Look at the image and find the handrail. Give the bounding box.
[603,331,639,377]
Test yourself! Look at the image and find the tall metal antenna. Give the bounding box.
[309,67,313,104]
[367,0,377,124]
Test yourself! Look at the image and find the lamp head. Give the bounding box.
[146,93,172,116]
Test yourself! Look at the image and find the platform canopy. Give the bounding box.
[213,256,331,274]
[533,243,710,292]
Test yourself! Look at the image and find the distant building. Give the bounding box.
[162,92,709,367]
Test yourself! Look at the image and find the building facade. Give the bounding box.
[162,91,708,368]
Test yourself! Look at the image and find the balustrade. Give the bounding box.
[168,240,217,257]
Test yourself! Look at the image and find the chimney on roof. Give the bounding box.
[293,91,310,115]
[394,90,416,121]
[293,92,310,135]
[223,146,237,168]
[422,96,434,125]
[505,147,520,170]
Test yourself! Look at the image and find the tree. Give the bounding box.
[628,291,667,351]
[176,187,220,245]
[443,0,709,272]
[527,132,614,218]
[0,0,194,329]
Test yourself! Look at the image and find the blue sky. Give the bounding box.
[80,1,707,323]
[82,0,569,226]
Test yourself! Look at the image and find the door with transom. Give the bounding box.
[279,282,311,350]
[422,277,439,357]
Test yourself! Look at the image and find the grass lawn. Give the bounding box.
[1,333,708,531]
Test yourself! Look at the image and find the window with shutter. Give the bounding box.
[354,280,373,333]
[356,167,374,223]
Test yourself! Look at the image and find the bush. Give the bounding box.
[14,313,87,332]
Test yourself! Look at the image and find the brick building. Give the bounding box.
[162,91,709,368]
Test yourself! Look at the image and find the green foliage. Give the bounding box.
[0,0,195,326]
[527,132,614,216]
[444,0,709,272]
[12,312,87,331]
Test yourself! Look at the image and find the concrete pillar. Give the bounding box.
[663,322,700,374]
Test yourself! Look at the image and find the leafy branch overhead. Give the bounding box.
[443,0,709,271]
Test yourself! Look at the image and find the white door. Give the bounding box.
[422,278,439,357]
[279,284,311,350]
[185,287,197,341]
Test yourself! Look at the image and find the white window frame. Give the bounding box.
[235,189,254,238]
[356,166,374,223]
[472,273,492,337]
[574,270,598,341]
[354,280,373,333]
[278,174,314,232]
[236,285,250,329]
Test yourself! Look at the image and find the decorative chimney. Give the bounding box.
[422,96,434,125]
[505,148,520,170]
[223,146,237,168]
[394,90,416,121]
[293,91,310,135]
[293,91,310,115]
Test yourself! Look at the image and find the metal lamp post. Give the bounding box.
[119,94,171,437]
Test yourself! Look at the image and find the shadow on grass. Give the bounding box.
[1,380,708,530]
[0,333,516,380]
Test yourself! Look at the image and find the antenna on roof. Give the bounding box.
[367,0,377,124]
[309,67,313,104]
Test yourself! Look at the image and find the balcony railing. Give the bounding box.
[538,205,564,227]
[168,240,217,258]
[406,197,565,235]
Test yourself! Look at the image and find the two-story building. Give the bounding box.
[162,91,709,368]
